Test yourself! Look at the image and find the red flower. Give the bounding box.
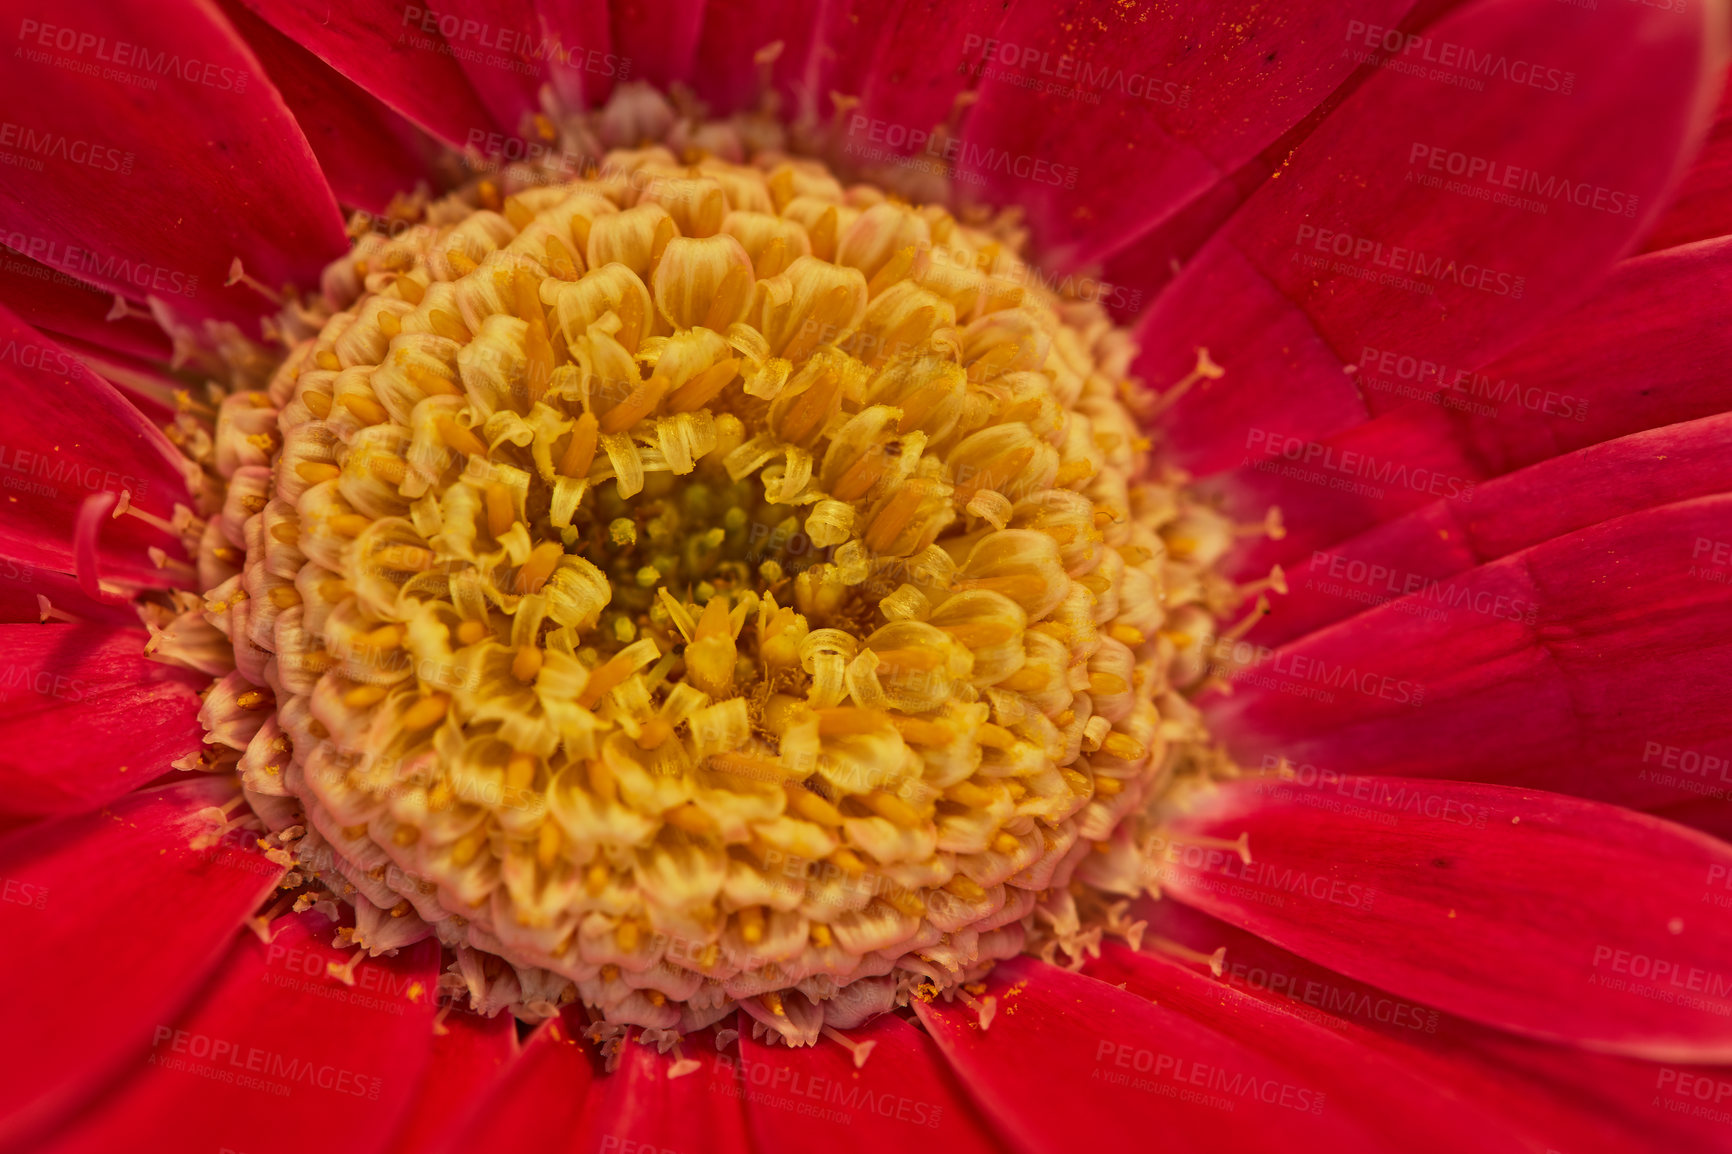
[0,2,1729,1152]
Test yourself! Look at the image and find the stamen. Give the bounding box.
[225,257,284,304]
[1146,347,1225,417]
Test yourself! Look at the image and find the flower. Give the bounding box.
[0,1,1729,1152]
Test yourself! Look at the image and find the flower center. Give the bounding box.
[155,86,1245,1041]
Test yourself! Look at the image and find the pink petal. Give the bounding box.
[1142,0,1722,477]
[1211,235,1732,579]
[735,1014,1003,1153]
[384,1009,516,1154]
[428,1008,596,1154]
[0,777,283,1148]
[574,1031,752,1154]
[1643,72,1732,252]
[0,624,204,820]
[0,558,136,629]
[40,913,440,1154]
[1243,413,1732,646]
[217,0,446,214]
[690,0,826,118]
[239,0,504,147]
[0,255,171,363]
[53,339,182,424]
[823,0,1011,155]
[1160,776,1732,1061]
[1082,943,1558,1154]
[1137,898,1732,1154]
[0,0,347,330]
[0,309,191,591]
[607,0,705,92]
[538,0,617,110]
[956,0,1422,271]
[408,0,544,133]
[916,955,1416,1150]
[1206,497,1732,811]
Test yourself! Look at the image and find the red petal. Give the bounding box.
[916,955,1410,1150]
[1206,497,1732,810]
[217,0,445,214]
[1143,0,1722,477]
[0,255,171,363]
[690,0,825,118]
[1212,235,1732,579]
[957,0,1421,271]
[0,777,283,1148]
[735,1014,1004,1153]
[608,0,705,92]
[406,0,544,133]
[54,339,182,424]
[1083,943,1553,1154]
[384,1009,516,1154]
[1643,71,1732,252]
[239,0,504,147]
[0,309,191,591]
[0,559,136,629]
[41,913,440,1154]
[538,0,617,110]
[1136,899,1732,1154]
[821,0,1011,158]
[1243,413,1732,646]
[1161,776,1732,1061]
[0,625,204,820]
[0,0,347,329]
[573,1031,753,1154]
[428,1007,597,1154]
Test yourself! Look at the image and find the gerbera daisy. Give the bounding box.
[0,1,1729,1152]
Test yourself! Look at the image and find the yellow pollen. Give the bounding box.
[401,693,450,730]
[511,645,544,684]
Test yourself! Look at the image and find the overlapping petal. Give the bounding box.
[1160,776,1732,1060]
[1206,497,1732,813]
[0,778,282,1148]
[1141,0,1722,477]
[0,307,193,592]
[0,624,205,820]
[38,913,440,1154]
[0,0,347,330]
